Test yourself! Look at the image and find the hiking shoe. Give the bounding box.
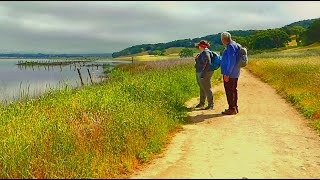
[222,108,237,115]
[195,104,204,108]
[204,104,214,110]
[223,108,239,113]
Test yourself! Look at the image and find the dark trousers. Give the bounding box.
[223,77,238,110]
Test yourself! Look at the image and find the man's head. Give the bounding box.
[221,32,232,45]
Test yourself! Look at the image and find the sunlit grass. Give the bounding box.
[0,58,221,178]
[287,35,297,47]
[163,47,199,56]
[114,47,202,62]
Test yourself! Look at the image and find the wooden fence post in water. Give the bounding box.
[77,68,84,86]
[87,68,93,84]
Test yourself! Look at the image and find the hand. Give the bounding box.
[224,75,230,82]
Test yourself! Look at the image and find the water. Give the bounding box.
[0,59,130,103]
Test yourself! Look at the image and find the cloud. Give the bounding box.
[0,1,318,53]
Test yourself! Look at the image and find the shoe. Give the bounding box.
[222,108,237,115]
[204,104,214,110]
[195,104,204,108]
[223,107,239,113]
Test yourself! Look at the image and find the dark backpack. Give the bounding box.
[205,49,221,70]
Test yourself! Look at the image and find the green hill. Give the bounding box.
[112,18,319,58]
[112,30,255,58]
[284,18,319,28]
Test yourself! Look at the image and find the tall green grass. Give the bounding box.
[0,59,221,178]
[247,56,320,133]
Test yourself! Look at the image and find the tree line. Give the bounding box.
[233,18,319,50]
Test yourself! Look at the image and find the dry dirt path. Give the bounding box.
[131,69,320,179]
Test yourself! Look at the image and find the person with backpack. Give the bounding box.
[194,40,215,110]
[220,32,241,115]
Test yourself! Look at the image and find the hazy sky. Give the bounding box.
[0,1,319,54]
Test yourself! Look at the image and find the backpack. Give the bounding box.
[236,43,248,67]
[205,49,221,70]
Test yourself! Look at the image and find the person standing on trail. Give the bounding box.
[194,40,214,110]
[220,32,240,115]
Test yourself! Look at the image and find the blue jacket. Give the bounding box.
[221,41,240,78]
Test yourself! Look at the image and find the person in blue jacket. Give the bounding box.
[220,32,240,115]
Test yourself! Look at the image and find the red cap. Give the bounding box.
[198,43,207,49]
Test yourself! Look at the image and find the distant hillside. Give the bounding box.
[112,18,319,58]
[112,30,256,58]
[284,18,319,28]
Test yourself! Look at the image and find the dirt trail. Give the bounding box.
[131,69,320,179]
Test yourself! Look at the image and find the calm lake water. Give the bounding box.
[0,59,130,103]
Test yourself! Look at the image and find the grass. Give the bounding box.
[287,35,298,47]
[246,50,320,133]
[0,58,221,178]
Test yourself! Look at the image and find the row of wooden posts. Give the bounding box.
[77,68,94,86]
[16,58,134,87]
[17,63,104,72]
[76,57,134,86]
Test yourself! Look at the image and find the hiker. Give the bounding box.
[220,32,240,115]
[194,40,214,110]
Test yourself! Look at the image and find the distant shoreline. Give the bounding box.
[0,57,133,62]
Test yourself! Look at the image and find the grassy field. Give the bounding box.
[115,54,183,61]
[250,42,320,58]
[246,45,320,132]
[0,58,221,178]
[163,47,200,56]
[114,47,201,62]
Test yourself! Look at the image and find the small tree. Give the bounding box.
[179,48,194,58]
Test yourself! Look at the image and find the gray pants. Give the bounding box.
[196,71,214,105]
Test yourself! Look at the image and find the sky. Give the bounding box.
[0,1,319,54]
